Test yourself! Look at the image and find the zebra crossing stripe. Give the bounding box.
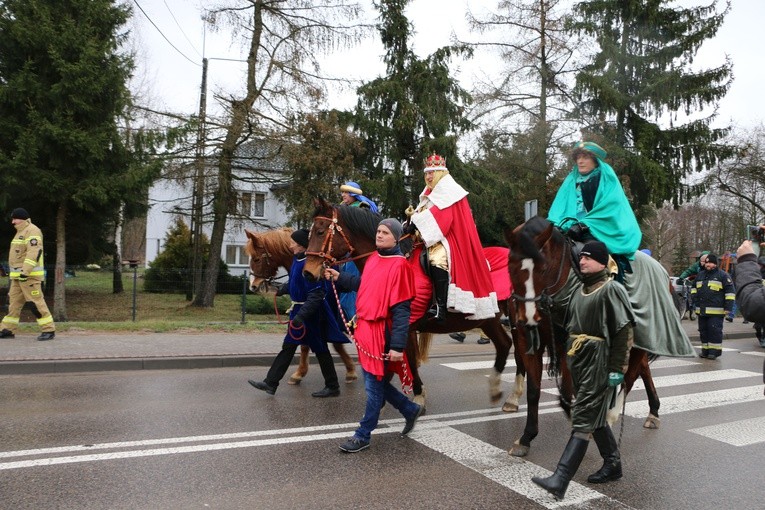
[689,416,765,446]
[630,369,760,391]
[623,385,763,417]
[409,423,635,509]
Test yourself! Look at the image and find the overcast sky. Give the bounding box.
[129,0,764,130]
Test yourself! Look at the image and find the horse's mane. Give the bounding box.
[336,204,382,240]
[516,216,560,262]
[245,227,293,257]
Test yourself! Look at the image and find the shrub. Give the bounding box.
[245,294,291,315]
[144,218,240,294]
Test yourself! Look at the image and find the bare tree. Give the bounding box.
[193,0,364,307]
[710,124,765,222]
[465,0,579,194]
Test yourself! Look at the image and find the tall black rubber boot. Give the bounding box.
[427,267,449,323]
[588,426,622,483]
[315,350,340,391]
[531,434,589,500]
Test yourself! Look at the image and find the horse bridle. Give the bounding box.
[249,249,282,285]
[305,208,374,267]
[511,233,571,316]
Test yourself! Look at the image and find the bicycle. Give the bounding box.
[680,279,696,321]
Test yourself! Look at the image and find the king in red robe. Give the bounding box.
[411,154,499,320]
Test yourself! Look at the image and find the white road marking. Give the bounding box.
[623,385,764,417]
[689,416,765,446]
[442,360,503,370]
[648,358,697,369]
[0,403,563,466]
[741,350,765,357]
[410,424,636,510]
[630,369,760,391]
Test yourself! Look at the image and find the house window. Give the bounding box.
[253,192,265,217]
[239,192,252,216]
[225,245,250,265]
[225,245,238,265]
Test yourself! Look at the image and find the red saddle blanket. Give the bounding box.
[409,245,512,323]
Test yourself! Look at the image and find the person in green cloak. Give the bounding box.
[547,141,642,281]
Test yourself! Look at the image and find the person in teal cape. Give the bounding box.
[548,141,642,279]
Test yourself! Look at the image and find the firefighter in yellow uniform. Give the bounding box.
[0,208,56,340]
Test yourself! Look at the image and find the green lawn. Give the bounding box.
[8,269,286,334]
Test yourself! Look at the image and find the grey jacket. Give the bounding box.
[734,253,765,324]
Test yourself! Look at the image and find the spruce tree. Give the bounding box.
[354,0,473,215]
[570,0,732,208]
[0,0,135,319]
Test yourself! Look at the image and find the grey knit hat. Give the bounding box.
[378,218,402,242]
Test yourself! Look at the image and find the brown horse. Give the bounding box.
[504,216,666,457]
[301,198,513,408]
[245,228,357,384]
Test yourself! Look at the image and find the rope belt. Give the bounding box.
[567,333,605,356]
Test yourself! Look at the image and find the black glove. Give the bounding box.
[275,282,289,297]
[403,221,417,235]
[567,222,589,241]
[291,315,304,328]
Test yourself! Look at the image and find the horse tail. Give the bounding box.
[417,331,434,363]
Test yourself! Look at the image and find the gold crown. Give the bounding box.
[424,153,447,171]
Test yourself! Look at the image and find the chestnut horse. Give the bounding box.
[245,228,357,384]
[301,198,514,408]
[504,216,689,457]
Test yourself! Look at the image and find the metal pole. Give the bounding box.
[241,270,247,324]
[132,264,137,322]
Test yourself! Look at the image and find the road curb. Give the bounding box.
[0,331,758,376]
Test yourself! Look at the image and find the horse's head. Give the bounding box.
[303,198,351,282]
[505,216,564,327]
[245,228,291,292]
[304,197,381,281]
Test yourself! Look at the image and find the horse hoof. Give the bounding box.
[643,415,661,429]
[490,391,503,405]
[508,440,529,458]
[413,394,426,408]
[502,402,519,413]
[287,375,303,385]
[345,373,358,383]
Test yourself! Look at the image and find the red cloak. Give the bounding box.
[411,175,499,319]
[355,252,415,377]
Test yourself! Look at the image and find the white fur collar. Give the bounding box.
[417,174,468,209]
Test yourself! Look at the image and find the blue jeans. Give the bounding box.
[354,368,419,442]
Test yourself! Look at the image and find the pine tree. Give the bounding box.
[570,0,733,208]
[354,0,473,216]
[0,0,135,320]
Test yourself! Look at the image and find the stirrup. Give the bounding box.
[427,304,445,322]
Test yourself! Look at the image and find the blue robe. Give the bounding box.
[284,256,349,353]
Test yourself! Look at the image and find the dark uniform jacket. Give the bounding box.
[692,267,735,316]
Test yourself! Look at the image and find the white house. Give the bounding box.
[145,141,291,271]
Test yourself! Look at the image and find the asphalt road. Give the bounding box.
[1,336,763,510]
